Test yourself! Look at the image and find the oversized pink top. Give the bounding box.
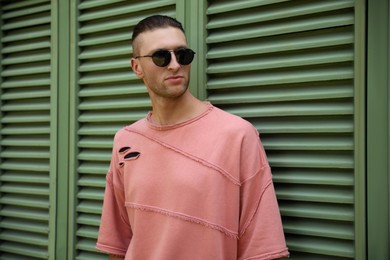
[96,103,289,259]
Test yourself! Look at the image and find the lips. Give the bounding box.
[166,75,183,80]
[165,75,184,83]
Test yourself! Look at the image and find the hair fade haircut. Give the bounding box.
[131,15,185,56]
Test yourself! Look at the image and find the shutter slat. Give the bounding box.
[77,226,99,239]
[79,84,146,97]
[78,137,113,148]
[79,98,150,110]
[268,153,353,169]
[0,194,49,208]
[78,45,130,59]
[1,3,50,19]
[76,238,100,253]
[0,172,49,183]
[1,0,48,11]
[79,32,131,46]
[209,83,353,104]
[280,202,353,221]
[208,50,353,74]
[1,114,50,123]
[78,0,125,10]
[1,42,51,54]
[78,176,106,188]
[1,29,51,43]
[252,118,353,134]
[78,113,146,124]
[0,242,48,259]
[277,185,353,204]
[1,78,50,88]
[0,219,48,234]
[1,161,50,172]
[207,14,354,43]
[1,89,51,100]
[0,206,49,221]
[207,1,353,28]
[78,213,101,226]
[78,12,175,35]
[273,169,354,186]
[207,0,288,15]
[284,219,353,240]
[222,103,353,118]
[1,184,49,195]
[79,59,129,72]
[1,53,51,65]
[263,136,353,150]
[285,235,354,258]
[78,188,105,200]
[78,125,124,136]
[78,162,109,175]
[1,149,49,159]
[0,230,48,247]
[78,72,134,84]
[2,17,51,31]
[78,150,111,162]
[1,102,50,111]
[1,65,50,76]
[76,252,108,260]
[1,125,50,133]
[208,28,353,59]
[207,68,353,89]
[77,201,103,214]
[78,0,175,22]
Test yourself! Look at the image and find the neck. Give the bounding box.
[149,92,207,126]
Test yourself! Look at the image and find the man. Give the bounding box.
[96,15,289,260]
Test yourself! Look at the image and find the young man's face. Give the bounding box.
[131,27,191,101]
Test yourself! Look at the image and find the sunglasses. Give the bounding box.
[135,48,196,67]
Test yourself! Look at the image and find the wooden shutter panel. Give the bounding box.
[206,0,357,259]
[75,1,177,258]
[0,0,53,259]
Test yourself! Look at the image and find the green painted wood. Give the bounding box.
[367,0,390,259]
[0,0,53,259]
[206,0,359,259]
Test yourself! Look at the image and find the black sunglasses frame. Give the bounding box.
[135,48,196,67]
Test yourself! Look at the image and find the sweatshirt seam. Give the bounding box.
[240,248,290,260]
[126,201,239,239]
[96,242,127,256]
[125,128,241,186]
[240,165,270,185]
[239,178,273,238]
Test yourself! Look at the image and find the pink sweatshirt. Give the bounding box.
[96,103,289,259]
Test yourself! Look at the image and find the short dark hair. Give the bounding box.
[132,15,185,55]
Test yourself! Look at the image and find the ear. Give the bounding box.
[131,58,144,79]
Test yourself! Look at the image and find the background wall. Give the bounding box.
[0,0,388,259]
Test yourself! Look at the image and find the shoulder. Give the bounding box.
[210,105,258,136]
[112,118,147,144]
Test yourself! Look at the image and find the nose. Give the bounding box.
[167,52,180,70]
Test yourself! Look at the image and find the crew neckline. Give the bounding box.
[146,102,213,131]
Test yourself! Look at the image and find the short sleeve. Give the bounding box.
[96,135,132,256]
[238,128,289,259]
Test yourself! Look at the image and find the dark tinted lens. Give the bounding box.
[152,50,171,67]
[175,49,195,65]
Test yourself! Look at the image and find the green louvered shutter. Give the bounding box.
[0,0,54,259]
[206,0,360,259]
[74,1,177,259]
